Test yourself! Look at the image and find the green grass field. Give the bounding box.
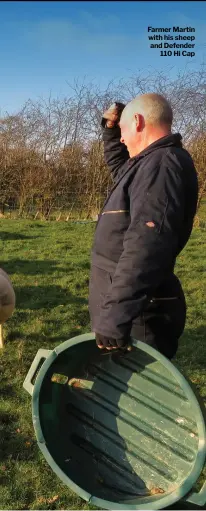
[0,217,205,510]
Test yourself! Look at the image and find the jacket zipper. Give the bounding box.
[102,210,129,215]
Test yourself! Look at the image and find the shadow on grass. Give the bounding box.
[2,259,91,277]
[0,231,40,241]
[0,382,18,399]
[78,261,90,270]
[14,285,88,310]
[1,260,69,276]
[0,409,39,466]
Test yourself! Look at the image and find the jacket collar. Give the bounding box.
[129,133,182,162]
[100,134,182,213]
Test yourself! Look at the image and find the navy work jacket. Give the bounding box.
[91,124,198,341]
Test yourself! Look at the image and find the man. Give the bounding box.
[89,94,198,359]
[0,268,15,348]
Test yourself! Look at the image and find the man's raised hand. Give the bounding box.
[102,102,125,128]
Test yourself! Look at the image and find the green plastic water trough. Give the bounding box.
[23,333,206,509]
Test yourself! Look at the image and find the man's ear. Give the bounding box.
[135,113,144,131]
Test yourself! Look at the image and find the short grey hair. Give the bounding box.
[131,93,173,126]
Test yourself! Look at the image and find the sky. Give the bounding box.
[0,0,205,114]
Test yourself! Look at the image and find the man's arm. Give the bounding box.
[101,103,129,182]
[94,153,185,343]
[102,125,130,182]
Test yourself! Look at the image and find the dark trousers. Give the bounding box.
[89,266,186,360]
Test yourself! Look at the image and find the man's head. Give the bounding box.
[119,93,173,157]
